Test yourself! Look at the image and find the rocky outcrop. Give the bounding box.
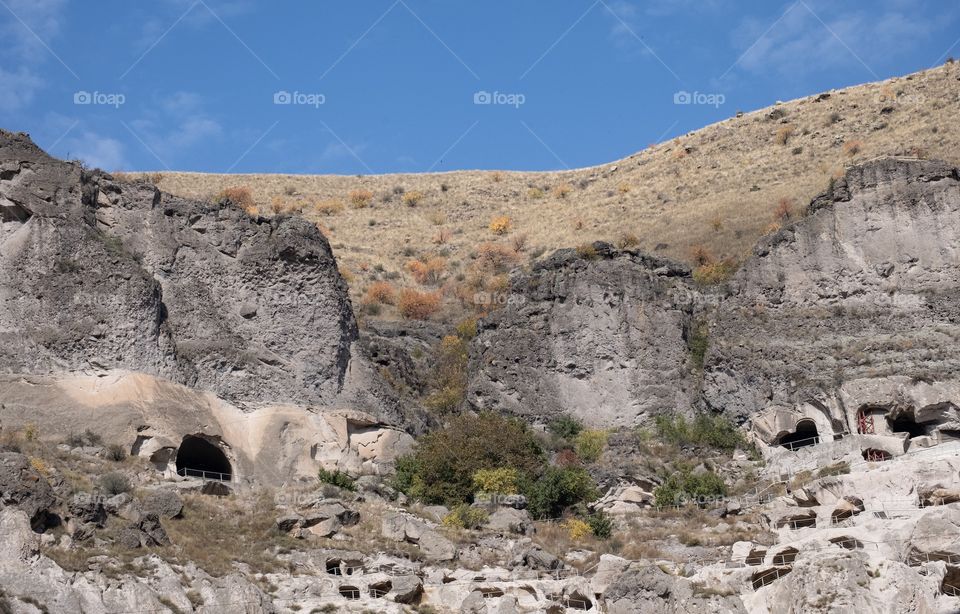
[468,244,700,428]
[468,159,960,434]
[0,452,56,530]
[0,129,400,420]
[705,159,960,424]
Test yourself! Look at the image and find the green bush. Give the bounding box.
[588,510,614,539]
[548,416,583,440]
[98,471,131,495]
[687,321,709,369]
[442,504,488,529]
[574,430,608,463]
[654,469,726,507]
[393,412,545,506]
[525,466,598,519]
[473,467,520,495]
[653,413,746,450]
[318,468,356,491]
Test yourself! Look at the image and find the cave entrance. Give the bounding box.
[175,435,232,481]
[778,420,819,450]
[886,413,932,438]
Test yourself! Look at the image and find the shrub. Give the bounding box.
[511,233,528,253]
[65,429,103,448]
[423,386,464,414]
[398,289,442,319]
[106,444,127,462]
[318,468,355,491]
[393,412,545,506]
[654,469,726,507]
[315,199,344,216]
[710,216,723,231]
[29,457,49,476]
[692,259,738,285]
[775,197,794,221]
[842,140,863,157]
[442,504,488,530]
[475,243,520,273]
[588,511,614,539]
[548,416,583,440]
[576,244,599,260]
[616,233,640,249]
[689,244,713,266]
[574,430,608,463]
[473,467,520,495]
[525,467,597,519]
[775,125,795,145]
[402,191,424,207]
[98,472,131,495]
[216,187,256,212]
[553,183,573,199]
[427,211,447,226]
[617,182,631,194]
[527,187,544,199]
[491,171,504,183]
[456,317,478,340]
[654,412,746,450]
[489,215,512,235]
[349,189,373,208]
[424,335,470,414]
[407,257,446,285]
[363,281,396,305]
[687,320,709,369]
[565,518,592,540]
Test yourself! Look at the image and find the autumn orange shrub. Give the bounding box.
[407,257,446,285]
[842,140,863,157]
[689,244,714,267]
[553,183,573,199]
[315,199,344,216]
[349,189,373,208]
[217,187,256,213]
[398,289,442,320]
[475,242,520,273]
[775,198,794,221]
[363,281,396,305]
[489,215,512,235]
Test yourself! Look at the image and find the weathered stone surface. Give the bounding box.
[117,513,170,548]
[604,564,747,614]
[0,452,56,529]
[141,488,183,519]
[0,129,403,424]
[467,244,699,428]
[486,508,533,535]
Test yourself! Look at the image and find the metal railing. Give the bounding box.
[176,467,232,481]
[943,583,960,597]
[752,567,792,590]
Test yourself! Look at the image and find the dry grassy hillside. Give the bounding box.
[129,63,960,325]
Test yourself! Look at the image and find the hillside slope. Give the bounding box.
[140,64,960,322]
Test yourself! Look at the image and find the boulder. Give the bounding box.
[486,508,533,535]
[390,574,423,604]
[418,529,456,561]
[67,495,107,527]
[141,488,184,519]
[117,513,170,548]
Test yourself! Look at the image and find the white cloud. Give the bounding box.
[0,67,44,111]
[0,0,66,112]
[732,0,941,78]
[62,131,128,171]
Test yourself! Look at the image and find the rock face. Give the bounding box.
[468,244,700,428]
[0,129,389,413]
[0,452,56,529]
[468,159,960,432]
[705,158,960,423]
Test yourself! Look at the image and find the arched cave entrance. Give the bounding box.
[778,419,819,450]
[175,435,232,481]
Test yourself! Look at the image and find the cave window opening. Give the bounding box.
[369,581,391,598]
[862,448,891,462]
[886,413,931,439]
[338,586,360,600]
[175,435,232,481]
[778,420,819,450]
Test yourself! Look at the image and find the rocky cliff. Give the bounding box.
[0,129,397,419]
[468,158,960,433]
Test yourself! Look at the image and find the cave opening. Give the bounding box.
[886,413,932,438]
[778,419,820,450]
[175,435,232,481]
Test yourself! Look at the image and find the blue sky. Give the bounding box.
[1,0,957,174]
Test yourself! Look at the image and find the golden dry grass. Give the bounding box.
[126,65,960,324]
